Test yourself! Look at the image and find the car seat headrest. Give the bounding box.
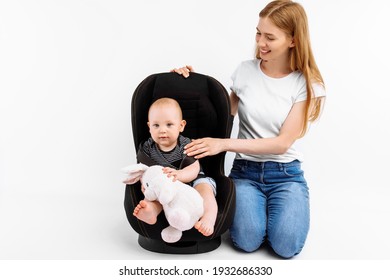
[152,73,218,140]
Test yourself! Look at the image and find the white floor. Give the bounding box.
[1,162,389,261]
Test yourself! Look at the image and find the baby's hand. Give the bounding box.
[162,167,179,182]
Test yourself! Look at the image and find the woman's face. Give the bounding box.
[255,17,294,63]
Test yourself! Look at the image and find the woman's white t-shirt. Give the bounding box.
[230,59,325,163]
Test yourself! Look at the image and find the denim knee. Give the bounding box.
[230,224,266,253]
[268,232,306,259]
[229,177,267,252]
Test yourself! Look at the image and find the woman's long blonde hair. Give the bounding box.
[257,0,325,137]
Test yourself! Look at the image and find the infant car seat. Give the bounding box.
[124,72,235,254]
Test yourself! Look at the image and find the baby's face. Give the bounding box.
[148,104,186,152]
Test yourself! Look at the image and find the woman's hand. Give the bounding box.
[170,65,194,78]
[184,137,225,159]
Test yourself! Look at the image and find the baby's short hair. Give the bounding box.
[149,97,183,119]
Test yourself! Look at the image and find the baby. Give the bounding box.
[133,97,217,236]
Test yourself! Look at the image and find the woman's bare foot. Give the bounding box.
[133,200,161,225]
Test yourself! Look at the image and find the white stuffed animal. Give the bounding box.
[122,163,204,243]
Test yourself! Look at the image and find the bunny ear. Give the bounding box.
[121,163,148,174]
[121,163,149,184]
[122,171,143,184]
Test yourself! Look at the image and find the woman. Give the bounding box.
[173,0,325,258]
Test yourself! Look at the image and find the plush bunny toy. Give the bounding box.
[122,163,204,243]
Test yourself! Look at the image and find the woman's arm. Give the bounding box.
[184,101,306,159]
[172,67,306,159]
[230,91,239,116]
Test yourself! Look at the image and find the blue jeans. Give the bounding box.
[229,159,310,258]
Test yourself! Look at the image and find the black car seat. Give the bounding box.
[124,72,235,253]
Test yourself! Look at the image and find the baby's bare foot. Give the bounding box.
[133,200,158,225]
[194,215,215,237]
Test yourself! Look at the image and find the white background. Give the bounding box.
[1,0,390,261]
